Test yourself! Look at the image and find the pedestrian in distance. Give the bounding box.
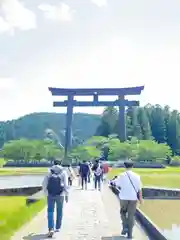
[87,161,92,183]
[42,163,69,238]
[112,160,143,239]
[102,161,109,182]
[77,162,81,186]
[79,160,90,190]
[67,164,74,186]
[92,159,103,191]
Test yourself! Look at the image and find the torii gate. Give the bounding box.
[48,86,144,159]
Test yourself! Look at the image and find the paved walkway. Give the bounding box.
[11,181,149,240]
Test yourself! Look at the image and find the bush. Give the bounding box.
[70,145,101,161]
[70,136,173,163]
[136,140,171,162]
[169,156,180,166]
[108,139,134,161]
[0,139,63,162]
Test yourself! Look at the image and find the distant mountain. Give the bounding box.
[0,112,101,147]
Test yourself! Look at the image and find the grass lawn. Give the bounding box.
[108,167,180,188]
[0,167,48,176]
[140,200,180,230]
[0,196,46,240]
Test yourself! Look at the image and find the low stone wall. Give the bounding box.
[26,190,44,205]
[143,187,180,199]
[114,162,166,168]
[3,162,52,167]
[0,186,42,196]
[109,185,168,240]
[136,208,167,240]
[3,162,78,168]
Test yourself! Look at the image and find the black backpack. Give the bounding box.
[47,173,64,196]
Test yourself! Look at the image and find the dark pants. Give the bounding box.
[68,177,72,186]
[81,174,88,189]
[120,200,137,236]
[47,195,64,231]
[88,173,91,183]
[94,175,101,190]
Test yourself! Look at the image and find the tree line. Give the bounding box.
[0,139,63,162]
[1,103,180,165]
[0,112,100,147]
[1,136,173,165]
[70,136,174,164]
[96,104,180,155]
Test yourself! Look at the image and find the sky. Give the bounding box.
[0,0,180,121]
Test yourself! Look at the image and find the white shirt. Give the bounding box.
[113,170,142,200]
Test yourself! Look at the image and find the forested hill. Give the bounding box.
[1,104,180,155]
[0,112,101,147]
[96,104,180,155]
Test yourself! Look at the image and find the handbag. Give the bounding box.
[126,172,140,200]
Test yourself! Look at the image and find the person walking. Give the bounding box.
[67,164,74,186]
[102,161,109,182]
[77,162,81,186]
[113,160,143,239]
[42,163,69,238]
[92,160,103,191]
[79,160,90,190]
[87,161,92,183]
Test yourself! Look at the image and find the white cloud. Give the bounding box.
[91,0,107,7]
[0,16,10,33]
[0,77,15,90]
[38,3,74,22]
[0,0,36,34]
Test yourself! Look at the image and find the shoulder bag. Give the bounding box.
[126,172,140,200]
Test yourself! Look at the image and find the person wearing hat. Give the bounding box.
[112,159,143,239]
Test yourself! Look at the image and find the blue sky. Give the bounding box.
[0,0,180,120]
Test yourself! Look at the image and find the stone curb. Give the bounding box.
[109,185,168,240]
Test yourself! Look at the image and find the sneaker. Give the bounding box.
[121,228,128,235]
[55,229,60,232]
[127,233,133,239]
[47,230,54,238]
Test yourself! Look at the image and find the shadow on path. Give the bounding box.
[23,233,49,240]
[101,236,127,240]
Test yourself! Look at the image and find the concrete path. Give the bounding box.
[11,181,149,240]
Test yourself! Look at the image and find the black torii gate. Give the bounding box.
[48,86,144,160]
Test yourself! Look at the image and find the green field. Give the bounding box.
[140,200,180,230]
[0,167,48,176]
[0,196,46,240]
[108,167,180,188]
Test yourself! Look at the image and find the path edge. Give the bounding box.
[110,185,168,240]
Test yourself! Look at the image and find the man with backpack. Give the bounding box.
[42,163,69,238]
[79,160,90,190]
[92,159,103,191]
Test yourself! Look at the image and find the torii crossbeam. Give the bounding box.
[49,86,144,160]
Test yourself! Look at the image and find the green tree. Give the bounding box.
[138,107,152,140]
[136,140,171,162]
[96,107,118,137]
[150,105,166,143]
[1,139,63,161]
[167,110,180,155]
[70,145,100,161]
[131,107,143,139]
